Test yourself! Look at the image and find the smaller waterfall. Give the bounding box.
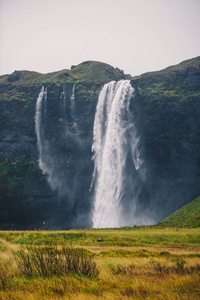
[70,84,78,133]
[92,80,143,228]
[70,84,75,115]
[35,84,81,200]
[60,85,66,115]
[35,86,47,170]
[35,86,60,191]
[59,85,67,129]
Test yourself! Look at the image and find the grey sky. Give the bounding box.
[0,0,200,76]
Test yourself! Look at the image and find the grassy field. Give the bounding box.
[0,227,199,299]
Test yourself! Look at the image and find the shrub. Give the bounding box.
[150,257,200,276]
[15,244,100,278]
[110,263,135,275]
[173,257,186,274]
[150,259,170,275]
[0,259,15,290]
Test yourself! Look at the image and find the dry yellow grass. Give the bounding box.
[0,230,199,299]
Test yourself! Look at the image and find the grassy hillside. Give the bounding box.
[0,60,128,87]
[71,60,128,82]
[133,55,200,101]
[138,56,200,77]
[0,60,129,105]
[159,196,200,228]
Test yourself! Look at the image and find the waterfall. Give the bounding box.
[60,85,66,116]
[35,86,60,191]
[70,84,75,117]
[35,86,47,170]
[70,84,78,133]
[59,85,67,129]
[35,84,80,200]
[91,80,143,228]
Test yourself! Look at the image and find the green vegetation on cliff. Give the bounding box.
[0,61,129,127]
[159,196,200,228]
[0,159,44,199]
[71,60,127,83]
[133,56,200,102]
[0,60,128,100]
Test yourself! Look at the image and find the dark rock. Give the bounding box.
[7,71,21,82]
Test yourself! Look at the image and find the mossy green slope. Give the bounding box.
[71,60,127,82]
[0,60,127,86]
[138,56,200,77]
[0,60,129,102]
[133,55,200,101]
[159,196,200,228]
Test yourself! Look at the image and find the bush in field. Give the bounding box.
[173,257,186,274]
[110,264,135,275]
[15,244,100,278]
[0,259,15,290]
[150,259,170,275]
[150,257,200,276]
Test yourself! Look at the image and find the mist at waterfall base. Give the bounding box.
[35,80,200,229]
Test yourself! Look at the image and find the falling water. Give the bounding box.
[70,84,78,133]
[70,84,75,115]
[35,86,47,170]
[60,85,66,115]
[35,86,60,191]
[59,85,67,129]
[91,80,143,228]
[35,84,81,200]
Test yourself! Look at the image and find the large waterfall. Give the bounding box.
[35,81,152,228]
[91,80,144,228]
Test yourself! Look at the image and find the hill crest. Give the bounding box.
[159,196,200,228]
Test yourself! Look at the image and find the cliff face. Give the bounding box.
[131,57,200,221]
[0,62,128,229]
[0,58,200,229]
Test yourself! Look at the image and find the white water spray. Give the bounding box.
[91,80,143,228]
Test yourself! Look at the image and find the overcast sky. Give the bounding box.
[0,0,200,76]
